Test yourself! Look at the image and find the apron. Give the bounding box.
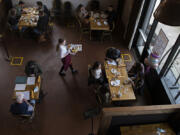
[61,54,72,71]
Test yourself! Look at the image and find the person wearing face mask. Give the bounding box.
[56,38,78,76]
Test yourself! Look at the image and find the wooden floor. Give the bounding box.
[0,23,151,135]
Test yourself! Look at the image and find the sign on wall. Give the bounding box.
[152,29,169,58]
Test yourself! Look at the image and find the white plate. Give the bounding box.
[111,80,120,86]
[111,68,117,74]
[104,21,108,25]
[97,22,101,26]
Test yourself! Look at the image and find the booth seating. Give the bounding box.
[97,104,180,135]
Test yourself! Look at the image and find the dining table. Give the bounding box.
[120,123,176,135]
[89,12,110,40]
[13,75,41,100]
[104,59,136,101]
[18,7,39,30]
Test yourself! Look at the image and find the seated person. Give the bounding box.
[15,1,25,19]
[10,93,35,115]
[36,1,50,17]
[128,62,144,78]
[8,8,19,31]
[105,5,116,29]
[25,60,42,77]
[105,47,121,65]
[88,61,106,85]
[33,11,49,40]
[128,62,145,95]
[76,4,89,25]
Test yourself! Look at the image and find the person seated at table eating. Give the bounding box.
[8,8,19,31]
[128,62,144,79]
[36,1,50,17]
[25,60,42,77]
[10,93,35,115]
[105,5,116,29]
[105,47,121,65]
[128,62,145,95]
[88,61,106,86]
[15,1,25,19]
[33,11,49,41]
[76,4,89,25]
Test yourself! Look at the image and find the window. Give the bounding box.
[136,0,158,55]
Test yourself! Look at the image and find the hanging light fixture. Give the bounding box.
[154,0,180,26]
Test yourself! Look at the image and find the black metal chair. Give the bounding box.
[101,22,115,41]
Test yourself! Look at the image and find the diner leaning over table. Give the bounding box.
[56,38,78,76]
[10,93,35,115]
[15,1,25,19]
[128,62,145,95]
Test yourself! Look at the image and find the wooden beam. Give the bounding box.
[103,104,180,116]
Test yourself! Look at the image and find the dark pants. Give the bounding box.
[60,54,74,73]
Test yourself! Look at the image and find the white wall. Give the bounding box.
[121,0,134,39]
[12,0,118,10]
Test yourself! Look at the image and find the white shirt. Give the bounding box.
[92,69,102,79]
[60,45,69,59]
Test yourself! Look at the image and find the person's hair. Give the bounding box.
[19,1,24,5]
[77,4,83,12]
[109,5,113,8]
[16,93,24,103]
[58,38,64,44]
[92,61,101,70]
[27,60,36,68]
[56,38,65,52]
[37,1,43,6]
[106,47,121,60]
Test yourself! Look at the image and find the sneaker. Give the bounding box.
[72,69,78,74]
[59,72,66,76]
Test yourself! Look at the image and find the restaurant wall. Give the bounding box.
[121,0,134,38]
[12,0,118,10]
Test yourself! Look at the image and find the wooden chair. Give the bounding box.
[101,22,115,42]
[76,16,90,40]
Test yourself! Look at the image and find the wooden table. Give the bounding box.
[104,60,136,101]
[89,17,110,40]
[18,7,39,30]
[90,18,110,31]
[13,76,41,100]
[120,123,176,135]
